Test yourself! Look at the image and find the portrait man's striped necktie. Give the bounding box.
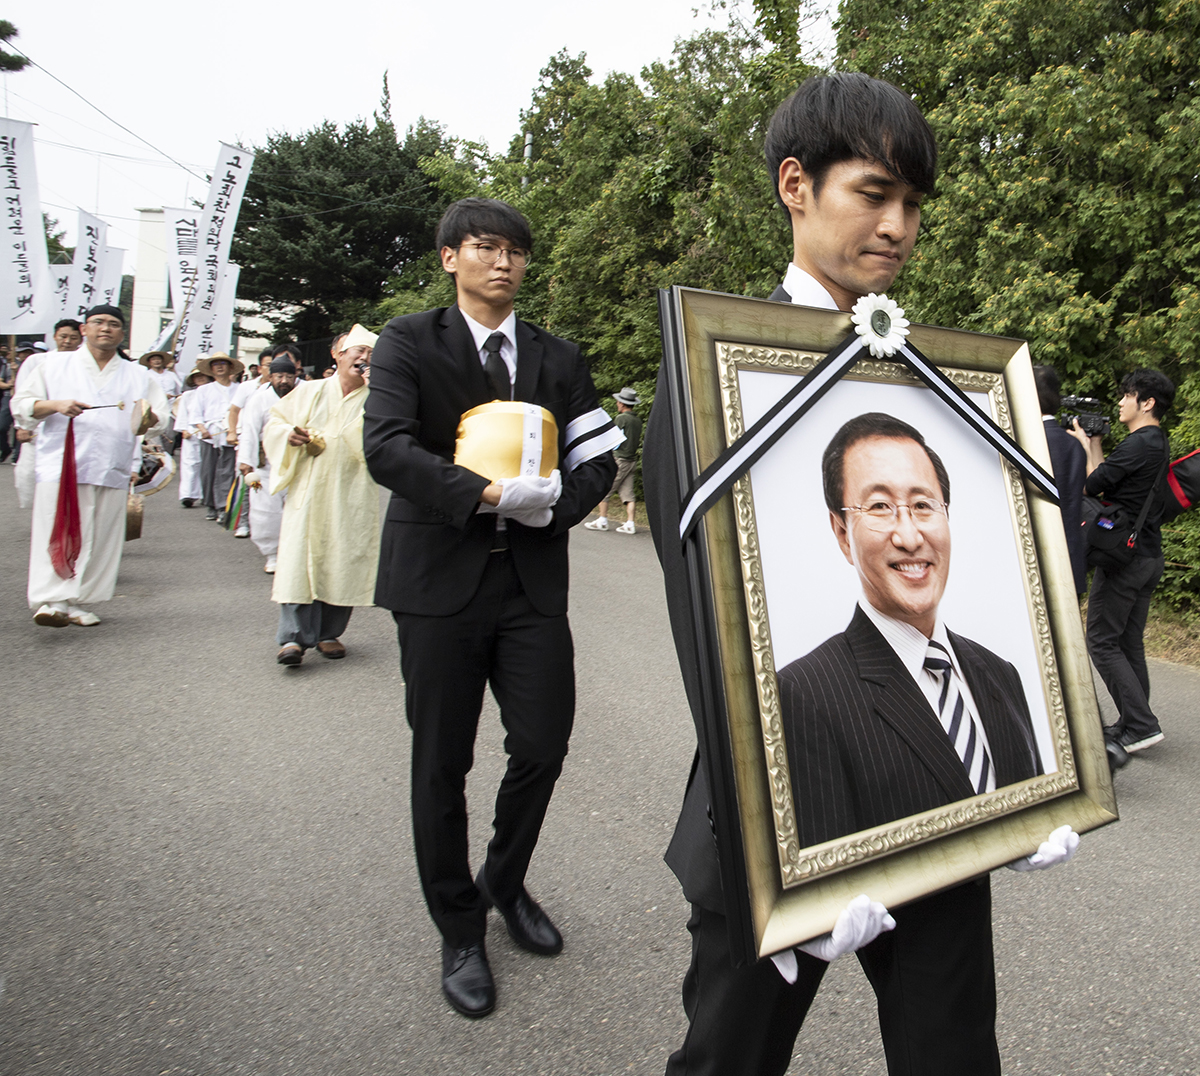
[923,640,995,794]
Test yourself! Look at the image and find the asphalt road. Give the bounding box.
[1,471,1197,1075]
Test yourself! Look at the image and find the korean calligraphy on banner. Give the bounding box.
[97,247,125,307]
[174,143,255,374]
[63,210,108,320]
[0,118,55,333]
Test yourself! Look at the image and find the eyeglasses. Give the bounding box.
[459,241,531,268]
[843,499,949,530]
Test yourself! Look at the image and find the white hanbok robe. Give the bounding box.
[13,350,168,607]
[236,383,285,557]
[263,377,379,606]
[175,388,203,501]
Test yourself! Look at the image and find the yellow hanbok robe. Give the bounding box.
[263,377,380,606]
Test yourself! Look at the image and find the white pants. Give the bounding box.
[28,481,127,607]
[178,436,202,501]
[14,439,36,508]
[249,474,285,557]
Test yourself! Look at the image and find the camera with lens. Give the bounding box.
[1059,395,1111,438]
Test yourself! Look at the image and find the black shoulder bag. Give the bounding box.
[1082,430,1169,573]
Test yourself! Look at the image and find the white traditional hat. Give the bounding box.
[339,324,379,351]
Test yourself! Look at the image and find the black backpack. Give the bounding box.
[1161,447,1200,523]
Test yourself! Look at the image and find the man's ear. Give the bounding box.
[831,510,855,566]
[440,245,457,274]
[778,158,815,219]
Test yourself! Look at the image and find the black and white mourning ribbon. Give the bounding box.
[677,332,1060,544]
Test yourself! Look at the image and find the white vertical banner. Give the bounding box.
[158,205,201,355]
[97,246,125,307]
[63,210,108,319]
[194,262,240,357]
[0,118,55,333]
[50,264,73,318]
[175,143,255,371]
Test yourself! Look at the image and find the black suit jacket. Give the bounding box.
[780,607,1042,849]
[1043,418,1088,595]
[364,305,616,617]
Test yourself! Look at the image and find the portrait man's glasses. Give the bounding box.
[460,241,531,268]
[843,499,949,530]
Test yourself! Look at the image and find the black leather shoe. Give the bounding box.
[476,871,563,956]
[441,942,495,1018]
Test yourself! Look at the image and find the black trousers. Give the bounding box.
[393,550,575,949]
[665,878,1000,1076]
[1087,553,1165,739]
[199,442,237,511]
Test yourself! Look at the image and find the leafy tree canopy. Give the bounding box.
[231,78,449,342]
[837,0,1200,605]
[0,20,29,73]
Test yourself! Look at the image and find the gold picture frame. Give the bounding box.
[658,285,1117,960]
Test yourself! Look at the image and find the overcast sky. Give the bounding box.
[8,0,832,272]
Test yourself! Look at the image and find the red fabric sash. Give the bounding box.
[49,417,82,579]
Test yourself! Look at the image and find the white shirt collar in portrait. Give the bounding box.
[856,595,990,764]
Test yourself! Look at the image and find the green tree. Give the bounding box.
[0,20,30,72]
[390,26,813,406]
[44,214,72,264]
[836,0,1200,607]
[232,80,449,342]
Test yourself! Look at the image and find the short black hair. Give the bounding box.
[1119,369,1175,420]
[765,73,938,218]
[54,319,81,333]
[272,344,301,362]
[258,347,273,361]
[823,412,950,516]
[1032,365,1062,415]
[435,197,533,253]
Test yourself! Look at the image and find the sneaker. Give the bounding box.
[66,607,101,626]
[265,555,277,574]
[276,643,304,666]
[616,521,636,534]
[33,603,70,627]
[234,525,251,538]
[1118,728,1164,753]
[180,498,195,508]
[584,518,609,531]
[205,508,218,520]
[217,510,228,526]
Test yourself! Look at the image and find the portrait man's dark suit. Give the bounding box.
[364,302,615,950]
[781,606,1042,849]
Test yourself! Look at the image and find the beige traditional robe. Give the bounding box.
[263,376,380,606]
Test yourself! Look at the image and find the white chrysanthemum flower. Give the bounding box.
[850,293,910,358]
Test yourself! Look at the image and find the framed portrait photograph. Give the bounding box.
[657,285,1117,962]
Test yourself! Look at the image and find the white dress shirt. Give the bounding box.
[460,308,518,394]
[783,262,840,312]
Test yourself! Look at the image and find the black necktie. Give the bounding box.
[483,332,510,400]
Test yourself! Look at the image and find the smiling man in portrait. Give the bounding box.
[781,412,1042,852]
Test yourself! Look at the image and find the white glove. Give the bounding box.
[478,470,562,525]
[1007,824,1080,872]
[772,894,896,980]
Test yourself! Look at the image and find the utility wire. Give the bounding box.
[8,43,209,183]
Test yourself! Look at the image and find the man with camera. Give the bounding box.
[1068,369,1175,757]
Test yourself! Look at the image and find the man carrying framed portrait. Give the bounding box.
[645,73,1088,1076]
